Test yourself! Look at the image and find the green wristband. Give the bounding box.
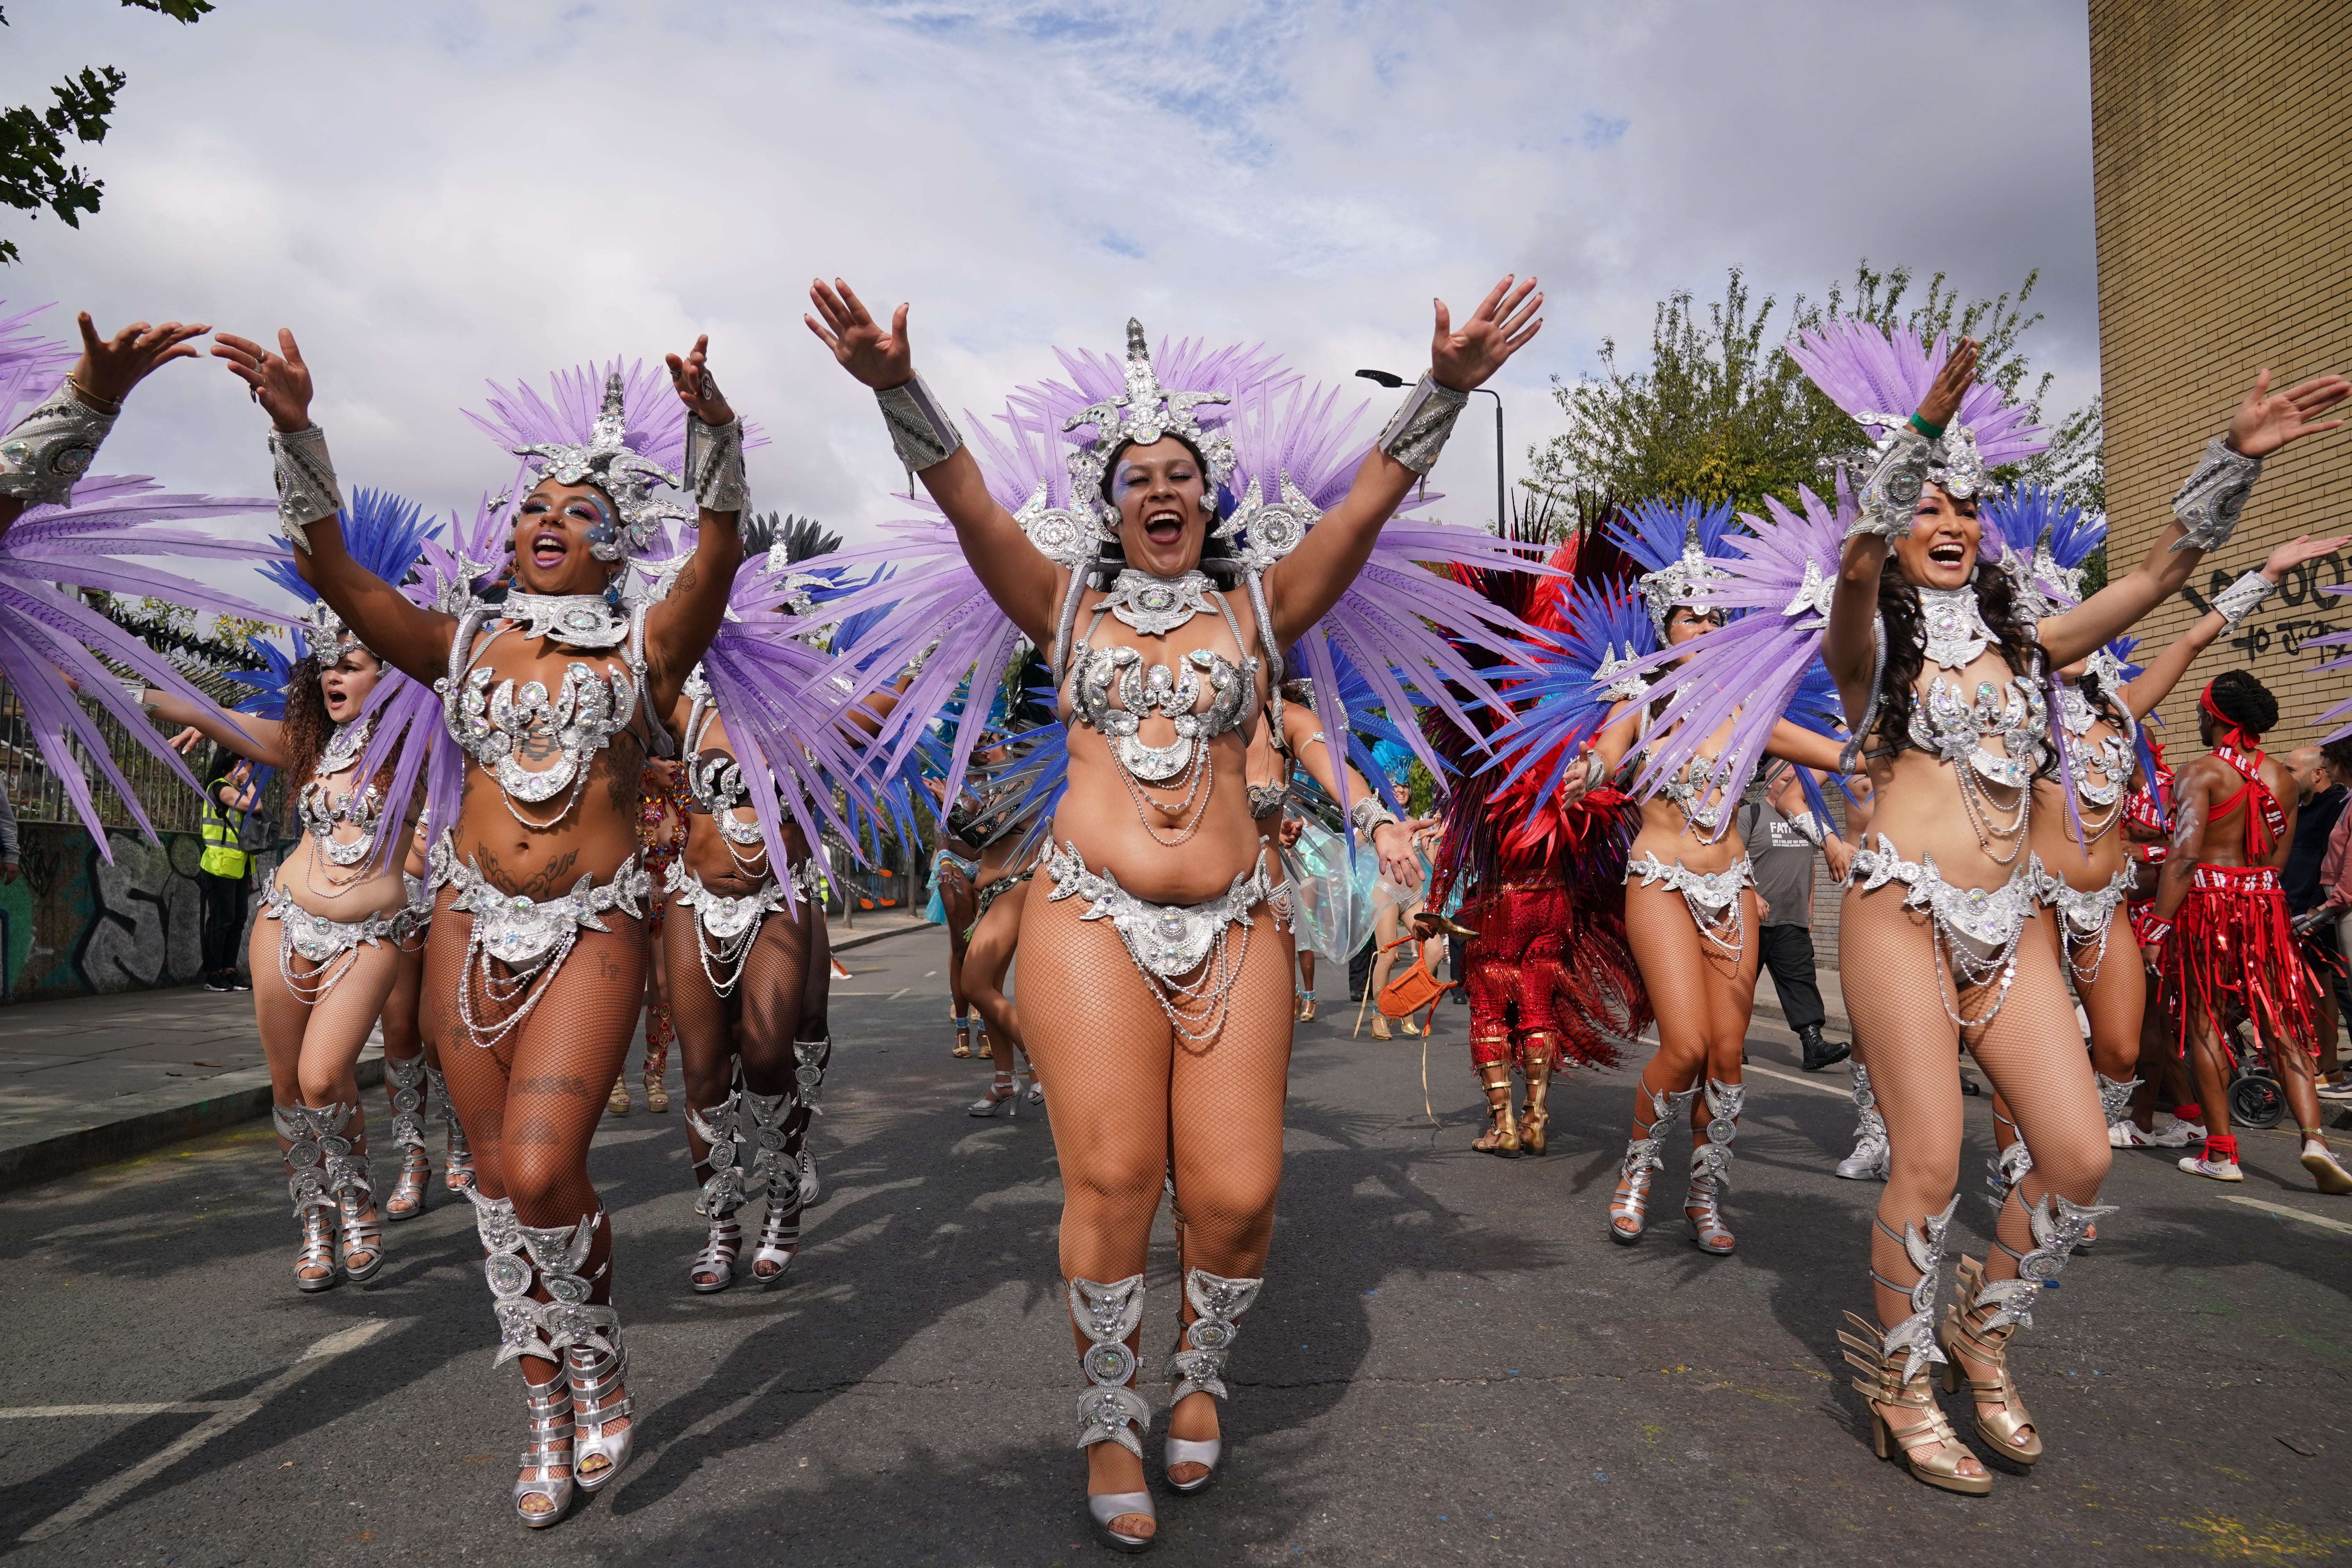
[1909,412,1945,440]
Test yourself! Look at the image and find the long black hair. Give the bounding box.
[1872,551,2042,757]
[1085,432,1239,588]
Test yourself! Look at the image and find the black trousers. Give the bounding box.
[198,871,249,980]
[1759,922,1826,1034]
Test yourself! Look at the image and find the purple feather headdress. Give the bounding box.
[1980,484,2103,614]
[1606,497,1739,639]
[1791,319,2047,501]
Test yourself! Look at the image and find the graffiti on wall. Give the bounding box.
[0,824,275,1000]
[2180,550,2347,661]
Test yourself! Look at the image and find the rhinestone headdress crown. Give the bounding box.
[1635,516,1730,639]
[1061,319,1235,527]
[303,598,366,662]
[510,372,691,561]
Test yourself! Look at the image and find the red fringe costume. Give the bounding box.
[2156,711,2320,1056]
[1428,532,1651,1151]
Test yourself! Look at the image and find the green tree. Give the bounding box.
[1525,260,2100,525]
[1,1,214,266]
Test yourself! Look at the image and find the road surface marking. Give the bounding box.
[2220,1195,2352,1236]
[20,1318,400,1542]
[1741,1063,1851,1098]
[0,1403,241,1419]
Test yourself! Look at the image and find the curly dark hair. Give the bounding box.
[276,654,332,819]
[1086,432,1237,588]
[1871,553,2042,757]
[2204,668,2278,737]
[2321,737,2352,779]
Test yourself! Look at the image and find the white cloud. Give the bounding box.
[3,0,2094,617]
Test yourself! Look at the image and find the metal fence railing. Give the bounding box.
[0,677,282,837]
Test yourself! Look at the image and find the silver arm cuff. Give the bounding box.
[1848,426,1930,540]
[1788,809,1826,848]
[2169,436,2261,552]
[0,379,117,506]
[1350,796,1401,837]
[2210,568,2275,630]
[267,425,344,554]
[875,375,963,472]
[683,411,751,518]
[1375,373,1469,476]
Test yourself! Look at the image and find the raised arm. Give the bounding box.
[1268,276,1541,647]
[1279,703,1418,886]
[2038,370,2349,668]
[645,336,748,714]
[1824,342,1979,716]
[0,313,209,539]
[806,281,1058,647]
[2120,533,2352,719]
[211,330,455,686]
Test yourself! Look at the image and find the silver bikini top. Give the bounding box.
[439,597,672,827]
[680,663,763,847]
[2056,682,2136,809]
[1908,674,2047,790]
[1624,706,1742,838]
[1062,590,1259,784]
[1247,781,1290,817]
[298,716,383,867]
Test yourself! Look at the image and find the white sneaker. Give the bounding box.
[2316,1079,2352,1105]
[2146,1114,2204,1148]
[2178,1153,2243,1182]
[2109,1119,2147,1147]
[1836,1135,1890,1181]
[2301,1140,2352,1195]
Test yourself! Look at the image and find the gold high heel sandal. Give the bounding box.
[1940,1256,2040,1466]
[1471,1065,1519,1156]
[1839,1313,1990,1496]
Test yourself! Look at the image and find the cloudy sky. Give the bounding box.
[3,0,2095,614]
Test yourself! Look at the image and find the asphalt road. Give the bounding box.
[3,929,2349,1566]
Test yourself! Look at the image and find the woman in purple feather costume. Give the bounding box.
[1812,335,2347,1495]
[809,273,1539,1552]
[210,327,756,1528]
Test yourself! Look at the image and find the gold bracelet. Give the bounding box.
[64,374,124,416]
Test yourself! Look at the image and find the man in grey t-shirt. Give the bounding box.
[1738,762,1854,1072]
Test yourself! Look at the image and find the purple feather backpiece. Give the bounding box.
[1789,320,2048,469]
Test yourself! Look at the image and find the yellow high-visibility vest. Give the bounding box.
[200,793,250,878]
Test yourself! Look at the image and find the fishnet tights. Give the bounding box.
[250,911,400,1264]
[1018,875,1296,1482]
[421,884,643,1386]
[1621,880,1757,1168]
[1838,886,2110,1335]
[667,892,815,1177]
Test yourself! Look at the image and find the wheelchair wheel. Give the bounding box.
[2230,1072,2286,1131]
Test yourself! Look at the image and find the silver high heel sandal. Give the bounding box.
[969,1069,1020,1117]
[278,1103,356,1292]
[1684,1078,1742,1256]
[384,1054,431,1221]
[1608,1086,1674,1244]
[512,1372,575,1527]
[1020,1052,1044,1106]
[566,1334,634,1493]
[1072,1274,1155,1554]
[792,1037,830,1207]
[1836,1063,1890,1180]
[742,1088,798,1285]
[1162,1267,1263,1496]
[688,1089,747,1294]
[430,1066,477,1192]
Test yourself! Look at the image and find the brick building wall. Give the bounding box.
[2089,0,2352,752]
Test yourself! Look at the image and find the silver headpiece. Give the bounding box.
[1852,410,1991,501]
[1593,642,1650,701]
[1062,319,1234,534]
[304,598,366,662]
[1634,517,1729,639]
[511,372,692,561]
[2081,644,2128,691]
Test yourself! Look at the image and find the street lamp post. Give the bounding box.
[1357,369,1506,534]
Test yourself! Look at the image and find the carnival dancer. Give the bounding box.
[805,277,1542,1550]
[2154,671,2352,1193]
[610,754,684,1115]
[215,332,757,1526]
[1987,496,2348,1191]
[1559,500,1846,1252]
[935,782,985,1055]
[1631,319,2346,1492]
[1428,535,1651,1160]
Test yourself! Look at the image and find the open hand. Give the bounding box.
[2262,533,2352,579]
[211,330,314,433]
[1916,338,1979,431]
[1430,275,1542,392]
[167,725,203,755]
[806,279,914,390]
[1372,821,1424,890]
[69,314,209,408]
[2227,368,2350,459]
[665,335,735,426]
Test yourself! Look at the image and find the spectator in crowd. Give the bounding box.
[2293,740,2352,1101]
[1737,761,1859,1071]
[197,747,259,993]
[0,769,19,887]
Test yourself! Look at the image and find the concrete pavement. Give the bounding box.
[1,924,2348,1565]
